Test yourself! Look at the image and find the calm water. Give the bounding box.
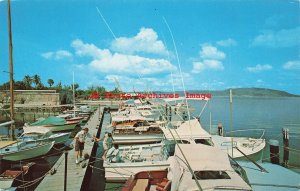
[188,97,300,167]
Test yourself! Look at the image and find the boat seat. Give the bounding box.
[132,179,149,191]
[156,178,171,191]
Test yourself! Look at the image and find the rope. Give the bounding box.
[16,152,66,188]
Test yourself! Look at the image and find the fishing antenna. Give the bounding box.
[163,17,202,191]
[95,7,148,93]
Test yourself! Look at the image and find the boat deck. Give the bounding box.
[0,141,17,149]
[36,106,103,191]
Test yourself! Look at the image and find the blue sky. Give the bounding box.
[0,0,299,94]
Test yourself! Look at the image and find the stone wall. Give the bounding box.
[0,90,60,106]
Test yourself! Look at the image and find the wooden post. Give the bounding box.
[282,128,289,167]
[169,106,171,121]
[217,123,223,136]
[64,150,68,191]
[269,139,280,165]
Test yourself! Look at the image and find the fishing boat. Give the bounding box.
[161,119,266,159]
[0,140,54,161]
[0,162,35,190]
[109,114,164,144]
[123,144,252,191]
[28,116,78,132]
[104,143,170,182]
[20,126,70,145]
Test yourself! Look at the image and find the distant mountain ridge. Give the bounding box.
[156,88,299,97]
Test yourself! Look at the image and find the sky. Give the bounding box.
[0,0,299,94]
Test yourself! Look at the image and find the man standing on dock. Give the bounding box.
[74,127,99,164]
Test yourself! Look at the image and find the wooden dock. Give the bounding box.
[36,106,104,191]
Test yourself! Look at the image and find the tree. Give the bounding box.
[32,74,41,88]
[47,79,54,87]
[56,81,62,90]
[73,83,79,90]
[14,81,26,90]
[23,75,32,89]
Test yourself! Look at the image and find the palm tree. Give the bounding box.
[23,75,32,89]
[47,79,54,87]
[32,74,41,88]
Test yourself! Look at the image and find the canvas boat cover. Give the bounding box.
[169,144,252,191]
[161,119,211,140]
[23,126,51,134]
[31,116,66,126]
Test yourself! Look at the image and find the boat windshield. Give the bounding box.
[192,171,231,180]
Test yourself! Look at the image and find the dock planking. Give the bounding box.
[36,106,103,191]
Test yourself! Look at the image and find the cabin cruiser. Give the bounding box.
[161,119,266,159]
[122,144,252,191]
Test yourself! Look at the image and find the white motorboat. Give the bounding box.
[109,114,163,144]
[122,144,252,191]
[161,119,266,159]
[20,126,70,145]
[104,143,170,182]
[0,141,54,161]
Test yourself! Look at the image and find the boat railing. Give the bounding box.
[224,129,265,140]
[220,141,237,147]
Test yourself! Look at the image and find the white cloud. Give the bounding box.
[283,60,300,70]
[102,71,201,92]
[41,50,72,60]
[246,64,272,72]
[71,39,176,75]
[111,27,167,55]
[216,38,237,47]
[200,45,226,60]
[192,60,224,73]
[252,27,300,47]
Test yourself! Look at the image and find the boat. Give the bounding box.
[56,113,84,124]
[161,119,266,159]
[109,114,164,144]
[123,144,252,191]
[0,141,54,161]
[0,162,35,190]
[20,126,70,145]
[104,143,170,182]
[28,116,78,132]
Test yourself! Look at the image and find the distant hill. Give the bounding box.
[157,88,300,97]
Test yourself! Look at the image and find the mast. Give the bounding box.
[8,0,15,140]
[230,89,233,157]
[73,71,75,117]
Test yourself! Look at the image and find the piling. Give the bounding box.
[269,139,280,165]
[64,150,68,191]
[217,123,223,136]
[282,128,289,167]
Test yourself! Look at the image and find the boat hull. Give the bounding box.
[44,123,77,132]
[113,134,164,144]
[0,142,54,161]
[104,161,170,183]
[212,135,266,159]
[50,133,71,145]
